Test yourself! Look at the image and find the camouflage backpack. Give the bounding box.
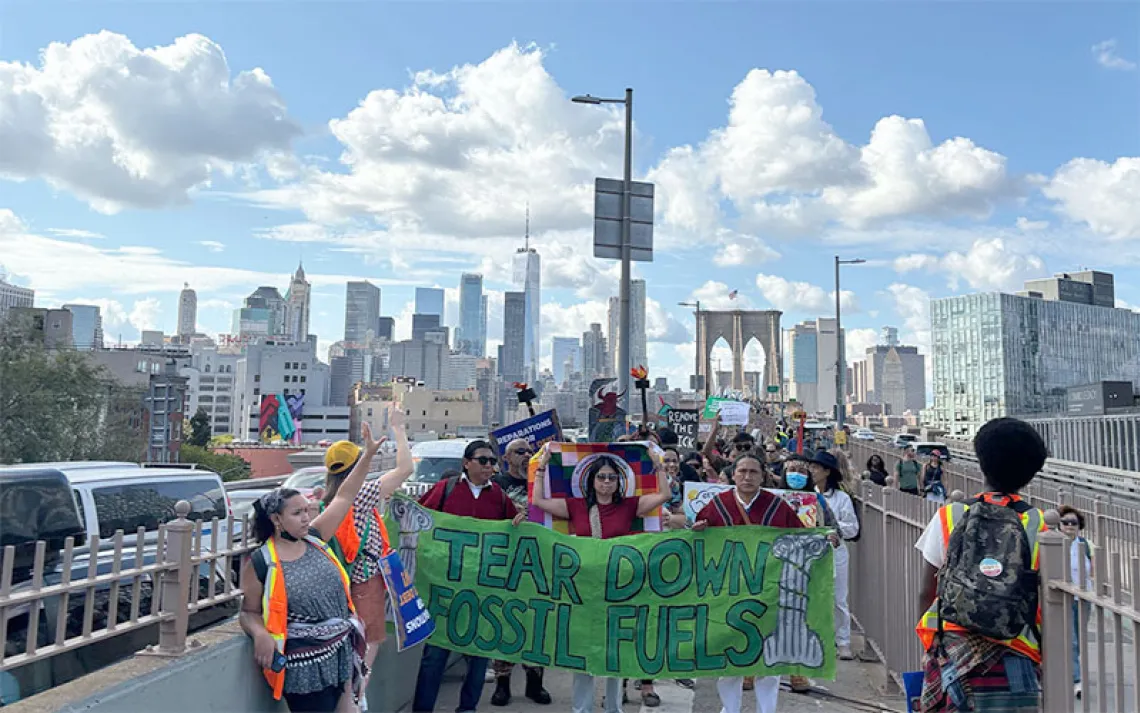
[937,496,1040,642]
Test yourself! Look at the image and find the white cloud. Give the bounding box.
[754,273,857,313]
[46,228,104,240]
[894,238,1045,291]
[645,298,690,344]
[886,283,931,350]
[128,298,162,332]
[711,229,781,267]
[0,31,300,212]
[1015,216,1048,231]
[845,327,878,363]
[199,240,226,252]
[1092,39,1137,71]
[1043,157,1140,240]
[689,281,751,310]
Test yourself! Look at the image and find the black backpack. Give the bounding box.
[937,497,1040,641]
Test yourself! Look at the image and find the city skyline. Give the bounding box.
[0,5,1137,392]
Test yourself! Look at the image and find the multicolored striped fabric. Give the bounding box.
[527,442,663,534]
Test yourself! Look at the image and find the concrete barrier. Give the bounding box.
[8,619,427,713]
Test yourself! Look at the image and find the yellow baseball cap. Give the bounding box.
[324,441,362,476]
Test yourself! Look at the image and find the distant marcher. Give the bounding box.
[864,455,889,487]
[921,451,946,503]
[1058,505,1093,699]
[809,451,859,661]
[896,447,921,495]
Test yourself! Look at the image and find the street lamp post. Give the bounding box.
[834,256,866,429]
[678,300,702,400]
[573,89,634,414]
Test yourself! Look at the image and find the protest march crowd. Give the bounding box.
[238,395,1064,713]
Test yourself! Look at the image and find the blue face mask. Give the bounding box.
[785,471,809,490]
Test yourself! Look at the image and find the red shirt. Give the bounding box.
[418,477,518,521]
[565,498,640,539]
[697,489,803,529]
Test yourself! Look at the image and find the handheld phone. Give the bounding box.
[270,650,287,672]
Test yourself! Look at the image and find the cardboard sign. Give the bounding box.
[378,549,434,651]
[704,397,750,426]
[666,409,700,450]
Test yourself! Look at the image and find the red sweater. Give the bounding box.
[418,477,518,521]
[565,498,640,539]
[697,489,803,529]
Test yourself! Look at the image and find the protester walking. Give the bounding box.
[413,441,526,713]
[531,445,671,713]
[1058,505,1093,698]
[487,438,552,706]
[864,455,889,487]
[914,418,1048,711]
[692,453,804,713]
[239,423,385,713]
[319,411,413,712]
[921,451,946,503]
[896,447,921,495]
[809,451,859,661]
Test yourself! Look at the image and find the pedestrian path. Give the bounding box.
[427,638,905,713]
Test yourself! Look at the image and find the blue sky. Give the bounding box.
[1,1,1138,389]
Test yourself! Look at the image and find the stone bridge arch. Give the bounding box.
[697,310,783,396]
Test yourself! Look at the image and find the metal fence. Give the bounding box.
[1,502,255,672]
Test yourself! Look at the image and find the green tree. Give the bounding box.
[0,315,147,463]
[187,408,212,448]
[179,445,251,482]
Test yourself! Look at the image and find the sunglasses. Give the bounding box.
[472,456,499,466]
[595,474,620,482]
[511,449,533,457]
[1060,519,1080,526]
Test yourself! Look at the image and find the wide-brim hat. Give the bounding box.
[809,450,843,479]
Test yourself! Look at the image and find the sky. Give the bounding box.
[1,1,1138,392]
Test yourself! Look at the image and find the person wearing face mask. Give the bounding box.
[239,423,385,712]
[691,454,803,713]
[413,441,527,713]
[808,452,860,662]
[531,448,672,713]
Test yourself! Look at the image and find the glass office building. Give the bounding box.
[929,291,1140,436]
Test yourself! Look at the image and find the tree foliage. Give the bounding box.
[179,445,251,482]
[188,408,212,448]
[0,316,147,464]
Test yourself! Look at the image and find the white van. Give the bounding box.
[410,439,479,486]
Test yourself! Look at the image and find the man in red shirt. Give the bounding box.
[693,453,803,713]
[413,440,524,713]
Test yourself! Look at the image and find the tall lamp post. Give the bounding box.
[678,300,702,400]
[573,88,633,412]
[835,256,866,429]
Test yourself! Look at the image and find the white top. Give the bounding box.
[735,488,761,510]
[461,473,491,499]
[1070,537,1094,589]
[820,488,859,540]
[915,512,946,568]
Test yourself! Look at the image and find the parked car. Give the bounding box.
[853,429,876,441]
[892,433,919,449]
[913,442,952,462]
[410,439,477,485]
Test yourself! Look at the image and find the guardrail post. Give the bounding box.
[1038,522,1072,713]
[153,500,194,656]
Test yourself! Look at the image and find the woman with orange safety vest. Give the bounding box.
[239,422,385,713]
[320,410,413,712]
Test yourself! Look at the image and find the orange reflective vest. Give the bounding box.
[330,505,392,570]
[259,535,356,700]
[916,494,1045,663]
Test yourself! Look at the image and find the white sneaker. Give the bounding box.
[1074,682,1082,699]
[485,669,497,683]
[838,645,854,660]
[359,693,368,712]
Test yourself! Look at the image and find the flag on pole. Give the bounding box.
[728,289,738,300]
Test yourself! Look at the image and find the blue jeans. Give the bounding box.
[1072,601,1090,684]
[413,644,488,712]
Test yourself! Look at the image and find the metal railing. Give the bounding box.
[1,502,255,672]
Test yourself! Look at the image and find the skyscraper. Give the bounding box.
[457,274,485,357]
[234,286,288,338]
[411,313,442,342]
[344,282,381,344]
[607,280,648,374]
[63,304,103,350]
[582,323,608,379]
[0,274,34,323]
[502,292,527,382]
[414,287,445,317]
[552,336,581,385]
[513,211,540,383]
[376,316,395,341]
[880,326,899,347]
[178,283,197,338]
[285,263,311,343]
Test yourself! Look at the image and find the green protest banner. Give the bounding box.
[386,494,835,680]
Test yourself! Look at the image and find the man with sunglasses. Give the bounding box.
[487,439,553,707]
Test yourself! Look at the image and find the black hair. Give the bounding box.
[729,453,764,484]
[677,462,702,485]
[867,454,885,470]
[656,427,679,447]
[583,455,625,509]
[816,465,843,493]
[1058,505,1086,529]
[252,488,303,543]
[732,431,755,445]
[682,451,703,466]
[661,444,681,459]
[974,417,1047,493]
[462,440,496,475]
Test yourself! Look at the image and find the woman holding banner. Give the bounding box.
[531,447,672,713]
